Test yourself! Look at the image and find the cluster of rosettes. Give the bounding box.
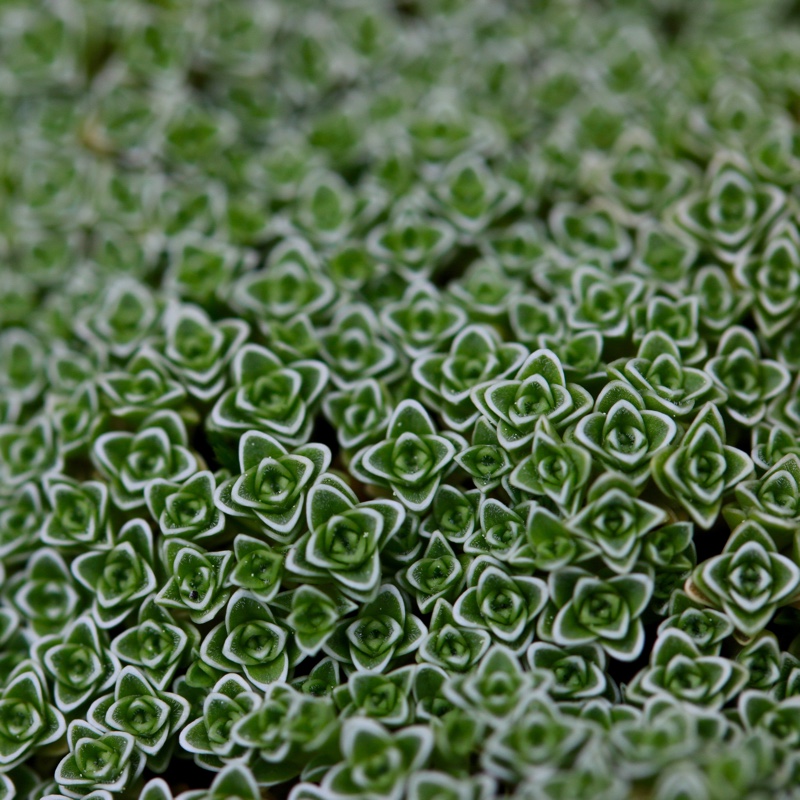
[7,0,800,798]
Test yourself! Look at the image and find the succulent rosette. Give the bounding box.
[146,471,224,544]
[214,430,330,543]
[567,475,669,573]
[318,719,433,800]
[155,539,233,624]
[200,591,291,689]
[351,400,463,513]
[510,418,592,514]
[540,567,654,661]
[0,667,65,771]
[625,629,748,708]
[686,521,800,638]
[72,519,158,629]
[92,412,197,511]
[672,154,784,265]
[726,453,800,545]
[412,325,527,432]
[41,480,109,561]
[155,304,249,402]
[453,557,548,652]
[574,381,678,486]
[209,344,329,448]
[471,349,592,450]
[325,584,426,673]
[318,306,402,391]
[653,403,754,529]
[87,667,190,772]
[110,597,199,690]
[55,720,145,796]
[233,684,340,785]
[285,475,406,603]
[323,380,393,453]
[607,332,719,417]
[178,673,259,772]
[8,548,85,636]
[34,615,120,714]
[564,264,642,336]
[705,326,790,427]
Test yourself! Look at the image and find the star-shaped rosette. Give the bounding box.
[471,348,592,450]
[653,403,754,529]
[210,344,329,447]
[687,521,800,639]
[214,430,330,544]
[541,567,654,661]
[0,667,65,771]
[200,590,291,689]
[574,381,678,487]
[286,475,406,603]
[351,400,463,513]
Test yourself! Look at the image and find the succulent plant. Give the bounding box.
[381,283,466,359]
[318,306,401,391]
[570,476,668,573]
[146,472,224,544]
[98,351,187,423]
[527,642,611,701]
[351,400,462,514]
[8,548,85,636]
[607,332,718,417]
[34,615,120,714]
[55,720,145,796]
[540,568,654,661]
[179,673,259,771]
[92,412,197,511]
[323,380,393,453]
[471,349,592,450]
[574,381,678,486]
[319,718,433,800]
[155,539,233,624]
[209,344,329,448]
[687,521,800,638]
[672,154,784,265]
[653,403,754,529]
[564,265,642,336]
[71,519,157,629]
[453,557,548,653]
[0,417,61,490]
[285,475,406,603]
[155,304,249,402]
[42,477,109,549]
[399,535,464,613]
[510,418,592,514]
[412,326,526,432]
[233,684,340,783]
[111,597,199,691]
[726,453,800,545]
[0,667,65,771]
[325,584,426,673]
[214,430,330,543]
[454,418,512,494]
[87,667,190,772]
[417,600,490,674]
[625,629,748,708]
[705,326,790,427]
[7,1,800,797]
[200,591,290,689]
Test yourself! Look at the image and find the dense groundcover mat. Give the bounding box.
[10,0,800,798]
